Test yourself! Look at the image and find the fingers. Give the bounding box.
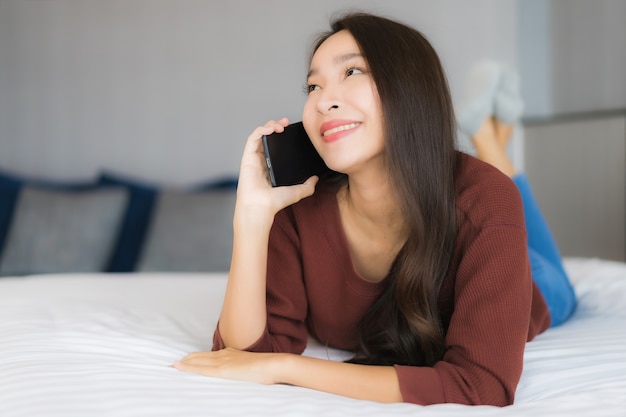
[274,175,319,208]
[172,360,212,377]
[242,118,290,154]
[172,351,217,373]
[171,349,277,385]
[174,348,236,365]
[239,118,290,183]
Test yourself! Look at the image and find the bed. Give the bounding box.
[1,257,625,417]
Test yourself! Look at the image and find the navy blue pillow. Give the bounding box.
[0,170,96,261]
[97,172,158,272]
[0,172,22,260]
[192,176,238,191]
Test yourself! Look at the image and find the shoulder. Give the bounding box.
[454,152,524,228]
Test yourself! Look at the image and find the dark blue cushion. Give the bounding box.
[192,176,238,191]
[97,172,158,272]
[0,172,22,260]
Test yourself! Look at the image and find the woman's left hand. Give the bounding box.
[172,348,283,385]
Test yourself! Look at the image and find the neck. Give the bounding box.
[340,172,406,238]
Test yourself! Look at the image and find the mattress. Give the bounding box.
[1,257,625,416]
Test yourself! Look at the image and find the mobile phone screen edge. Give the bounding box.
[261,134,279,187]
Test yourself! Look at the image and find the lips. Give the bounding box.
[320,120,361,143]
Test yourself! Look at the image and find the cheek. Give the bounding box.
[302,100,316,136]
[301,101,326,157]
[363,84,381,115]
[365,87,384,136]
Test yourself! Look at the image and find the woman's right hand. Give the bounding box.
[219,119,318,349]
[235,118,319,222]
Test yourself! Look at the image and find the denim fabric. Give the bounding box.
[513,174,577,326]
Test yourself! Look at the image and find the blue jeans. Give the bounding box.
[513,174,577,327]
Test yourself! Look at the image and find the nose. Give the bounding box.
[316,100,339,115]
[315,86,341,114]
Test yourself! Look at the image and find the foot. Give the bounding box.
[471,117,516,177]
[494,66,524,125]
[494,118,514,150]
[457,61,502,138]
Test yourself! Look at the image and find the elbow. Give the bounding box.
[459,376,517,407]
[429,364,518,406]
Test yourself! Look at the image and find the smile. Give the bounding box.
[322,122,361,137]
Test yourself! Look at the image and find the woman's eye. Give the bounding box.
[346,68,363,76]
[306,84,320,94]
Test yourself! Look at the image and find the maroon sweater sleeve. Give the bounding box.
[395,164,544,406]
[213,208,310,353]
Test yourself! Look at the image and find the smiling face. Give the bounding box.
[302,30,385,177]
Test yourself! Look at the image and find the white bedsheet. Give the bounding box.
[1,257,625,417]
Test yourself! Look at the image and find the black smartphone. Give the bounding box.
[262,122,329,187]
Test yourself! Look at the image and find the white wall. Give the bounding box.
[0,0,518,185]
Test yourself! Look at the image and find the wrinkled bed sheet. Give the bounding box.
[1,257,625,417]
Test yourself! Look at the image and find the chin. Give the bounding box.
[325,162,357,177]
[320,157,349,174]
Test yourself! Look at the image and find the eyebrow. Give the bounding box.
[307,52,364,78]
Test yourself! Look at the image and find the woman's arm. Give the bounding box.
[217,210,273,349]
[174,348,403,403]
[216,118,318,349]
[279,354,402,403]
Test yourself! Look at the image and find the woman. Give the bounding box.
[174,13,566,406]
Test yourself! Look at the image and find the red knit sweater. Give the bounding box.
[214,152,551,406]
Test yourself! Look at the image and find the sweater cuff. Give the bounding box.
[393,364,446,405]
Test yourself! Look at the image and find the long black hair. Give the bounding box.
[310,12,458,366]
